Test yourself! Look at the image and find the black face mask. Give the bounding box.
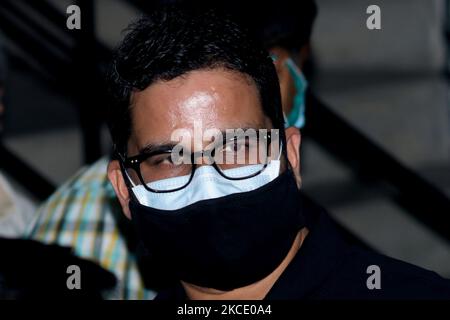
[129,169,305,291]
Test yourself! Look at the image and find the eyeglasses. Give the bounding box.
[118,130,281,193]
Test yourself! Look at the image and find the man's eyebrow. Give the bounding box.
[139,142,177,155]
[138,126,267,154]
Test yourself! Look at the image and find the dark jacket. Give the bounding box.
[156,193,450,300]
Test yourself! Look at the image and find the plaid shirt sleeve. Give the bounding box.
[24,157,156,300]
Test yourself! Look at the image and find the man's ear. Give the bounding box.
[107,160,132,219]
[285,126,302,188]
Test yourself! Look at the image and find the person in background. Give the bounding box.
[165,0,317,129]
[0,39,116,300]
[24,156,154,299]
[229,0,317,129]
[0,237,116,299]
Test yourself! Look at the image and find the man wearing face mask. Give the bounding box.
[106,8,450,300]
[254,0,316,129]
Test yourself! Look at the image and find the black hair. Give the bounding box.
[106,7,285,156]
[145,0,318,53]
[248,0,318,53]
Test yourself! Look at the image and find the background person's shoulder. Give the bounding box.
[0,238,117,299]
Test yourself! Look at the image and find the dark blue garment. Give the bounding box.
[155,193,450,300]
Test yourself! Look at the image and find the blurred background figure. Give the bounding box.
[225,0,317,129]
[0,37,36,237]
[0,37,6,133]
[0,33,116,301]
[0,173,36,238]
[0,0,449,298]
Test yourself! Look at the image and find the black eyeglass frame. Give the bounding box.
[117,131,279,193]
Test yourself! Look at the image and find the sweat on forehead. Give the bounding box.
[127,69,268,153]
[105,9,284,156]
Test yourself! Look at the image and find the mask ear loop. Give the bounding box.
[124,169,138,188]
[115,154,142,204]
[266,141,283,175]
[116,150,138,189]
[275,142,283,161]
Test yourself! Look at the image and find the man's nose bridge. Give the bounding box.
[193,150,215,166]
[192,162,222,179]
[191,150,224,177]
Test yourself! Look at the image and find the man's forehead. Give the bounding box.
[131,69,259,110]
[129,69,266,142]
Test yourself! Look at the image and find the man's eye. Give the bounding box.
[149,156,175,166]
[223,140,250,153]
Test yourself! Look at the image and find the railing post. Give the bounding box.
[74,0,102,164]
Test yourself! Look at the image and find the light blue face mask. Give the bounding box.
[284,58,308,128]
[131,160,281,211]
[271,55,308,128]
